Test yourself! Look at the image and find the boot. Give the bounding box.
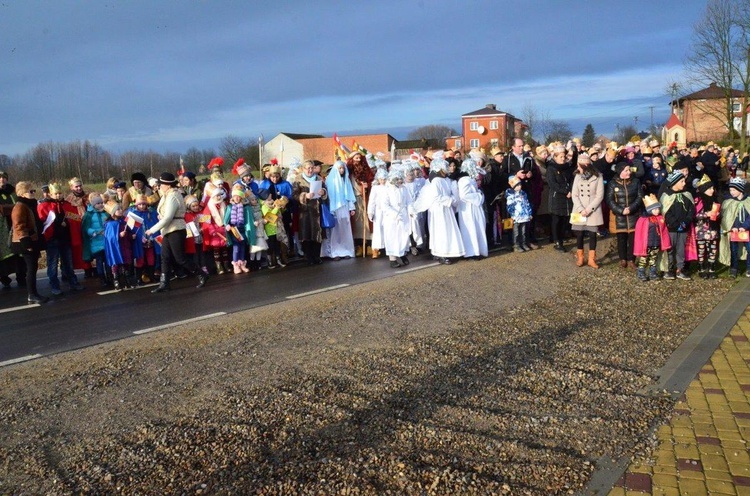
[269,252,278,269]
[371,248,379,259]
[232,261,242,274]
[215,261,225,274]
[113,271,122,291]
[627,260,637,270]
[707,262,717,279]
[554,241,565,252]
[124,266,133,289]
[587,250,599,269]
[135,267,144,286]
[575,249,584,267]
[636,267,648,282]
[649,266,659,281]
[239,260,250,273]
[99,272,109,288]
[151,273,170,293]
[196,270,208,289]
[279,244,289,267]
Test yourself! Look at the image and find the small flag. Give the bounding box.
[126,211,144,230]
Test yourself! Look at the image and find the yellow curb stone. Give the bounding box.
[731,402,750,414]
[709,402,732,414]
[700,453,730,472]
[706,478,738,495]
[693,423,719,437]
[674,444,701,459]
[721,439,748,450]
[652,473,678,487]
[624,491,649,496]
[678,478,708,494]
[672,426,696,439]
[736,486,750,496]
[715,417,740,431]
[652,488,681,496]
[704,468,734,481]
[679,468,706,480]
[629,463,652,475]
[728,449,750,464]
[672,416,694,428]
[728,461,750,477]
[653,465,678,476]
[657,425,672,436]
[698,444,724,456]
[606,487,625,496]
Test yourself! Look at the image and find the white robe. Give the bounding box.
[382,184,412,257]
[413,176,465,258]
[404,179,425,246]
[367,184,387,249]
[321,204,356,258]
[457,176,488,257]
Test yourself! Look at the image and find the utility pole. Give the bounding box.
[649,106,654,130]
[633,116,639,132]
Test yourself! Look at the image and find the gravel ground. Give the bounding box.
[0,238,735,495]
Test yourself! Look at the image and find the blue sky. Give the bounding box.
[0,0,707,155]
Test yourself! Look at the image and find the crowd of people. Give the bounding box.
[0,138,748,304]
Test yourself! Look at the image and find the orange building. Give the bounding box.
[671,83,746,143]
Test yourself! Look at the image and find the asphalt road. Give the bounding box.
[0,254,446,366]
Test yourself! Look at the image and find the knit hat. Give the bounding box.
[231,184,245,198]
[729,177,746,193]
[666,170,684,188]
[183,171,196,180]
[613,161,630,176]
[236,164,252,178]
[184,195,199,207]
[643,194,662,213]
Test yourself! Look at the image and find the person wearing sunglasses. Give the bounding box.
[10,182,48,304]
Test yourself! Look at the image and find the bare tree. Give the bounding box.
[406,125,458,141]
[684,0,750,149]
[520,103,538,144]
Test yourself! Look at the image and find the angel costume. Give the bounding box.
[457,158,488,258]
[321,161,356,259]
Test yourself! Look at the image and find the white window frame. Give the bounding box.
[469,121,478,131]
[489,120,498,130]
[454,139,462,149]
[469,138,480,148]
[490,138,499,147]
[733,102,741,112]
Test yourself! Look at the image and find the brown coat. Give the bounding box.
[293,174,328,243]
[11,198,40,253]
[571,173,605,227]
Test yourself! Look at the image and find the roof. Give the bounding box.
[280,133,325,140]
[395,139,444,150]
[462,105,510,118]
[664,113,684,129]
[675,82,743,103]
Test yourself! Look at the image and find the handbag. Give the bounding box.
[730,230,750,242]
[320,201,336,229]
[570,212,588,225]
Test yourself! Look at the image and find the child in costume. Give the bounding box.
[201,185,231,275]
[719,177,750,277]
[505,175,533,253]
[260,189,285,268]
[634,194,671,282]
[226,185,249,274]
[381,167,413,268]
[129,194,160,285]
[403,160,426,255]
[247,191,267,271]
[693,175,721,279]
[659,170,696,280]
[82,193,109,287]
[367,167,388,259]
[103,202,135,290]
[456,157,488,259]
[183,195,207,276]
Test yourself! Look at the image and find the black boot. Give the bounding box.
[151,273,170,293]
[135,267,144,286]
[27,293,49,304]
[196,269,208,289]
[99,272,109,288]
[113,269,123,291]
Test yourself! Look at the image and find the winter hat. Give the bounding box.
[183,171,196,180]
[508,176,521,189]
[131,172,147,184]
[695,174,714,194]
[236,164,252,178]
[158,172,178,186]
[115,181,127,190]
[184,195,199,207]
[231,184,246,198]
[729,177,746,193]
[613,161,630,176]
[666,170,684,188]
[643,194,662,213]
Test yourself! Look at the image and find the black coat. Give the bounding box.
[606,178,643,233]
[546,160,575,216]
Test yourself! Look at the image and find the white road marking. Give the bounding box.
[97,283,158,295]
[395,262,440,273]
[133,312,227,335]
[0,354,42,367]
[286,283,350,299]
[0,303,39,314]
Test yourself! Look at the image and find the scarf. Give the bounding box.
[326,168,356,212]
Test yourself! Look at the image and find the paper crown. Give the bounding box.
[48,182,63,195]
[696,174,713,191]
[643,194,661,211]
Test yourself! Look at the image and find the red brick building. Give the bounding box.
[446,104,526,152]
[671,83,746,143]
[296,133,396,164]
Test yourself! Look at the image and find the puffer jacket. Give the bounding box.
[606,178,643,233]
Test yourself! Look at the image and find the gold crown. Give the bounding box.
[643,194,659,208]
[696,174,712,189]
